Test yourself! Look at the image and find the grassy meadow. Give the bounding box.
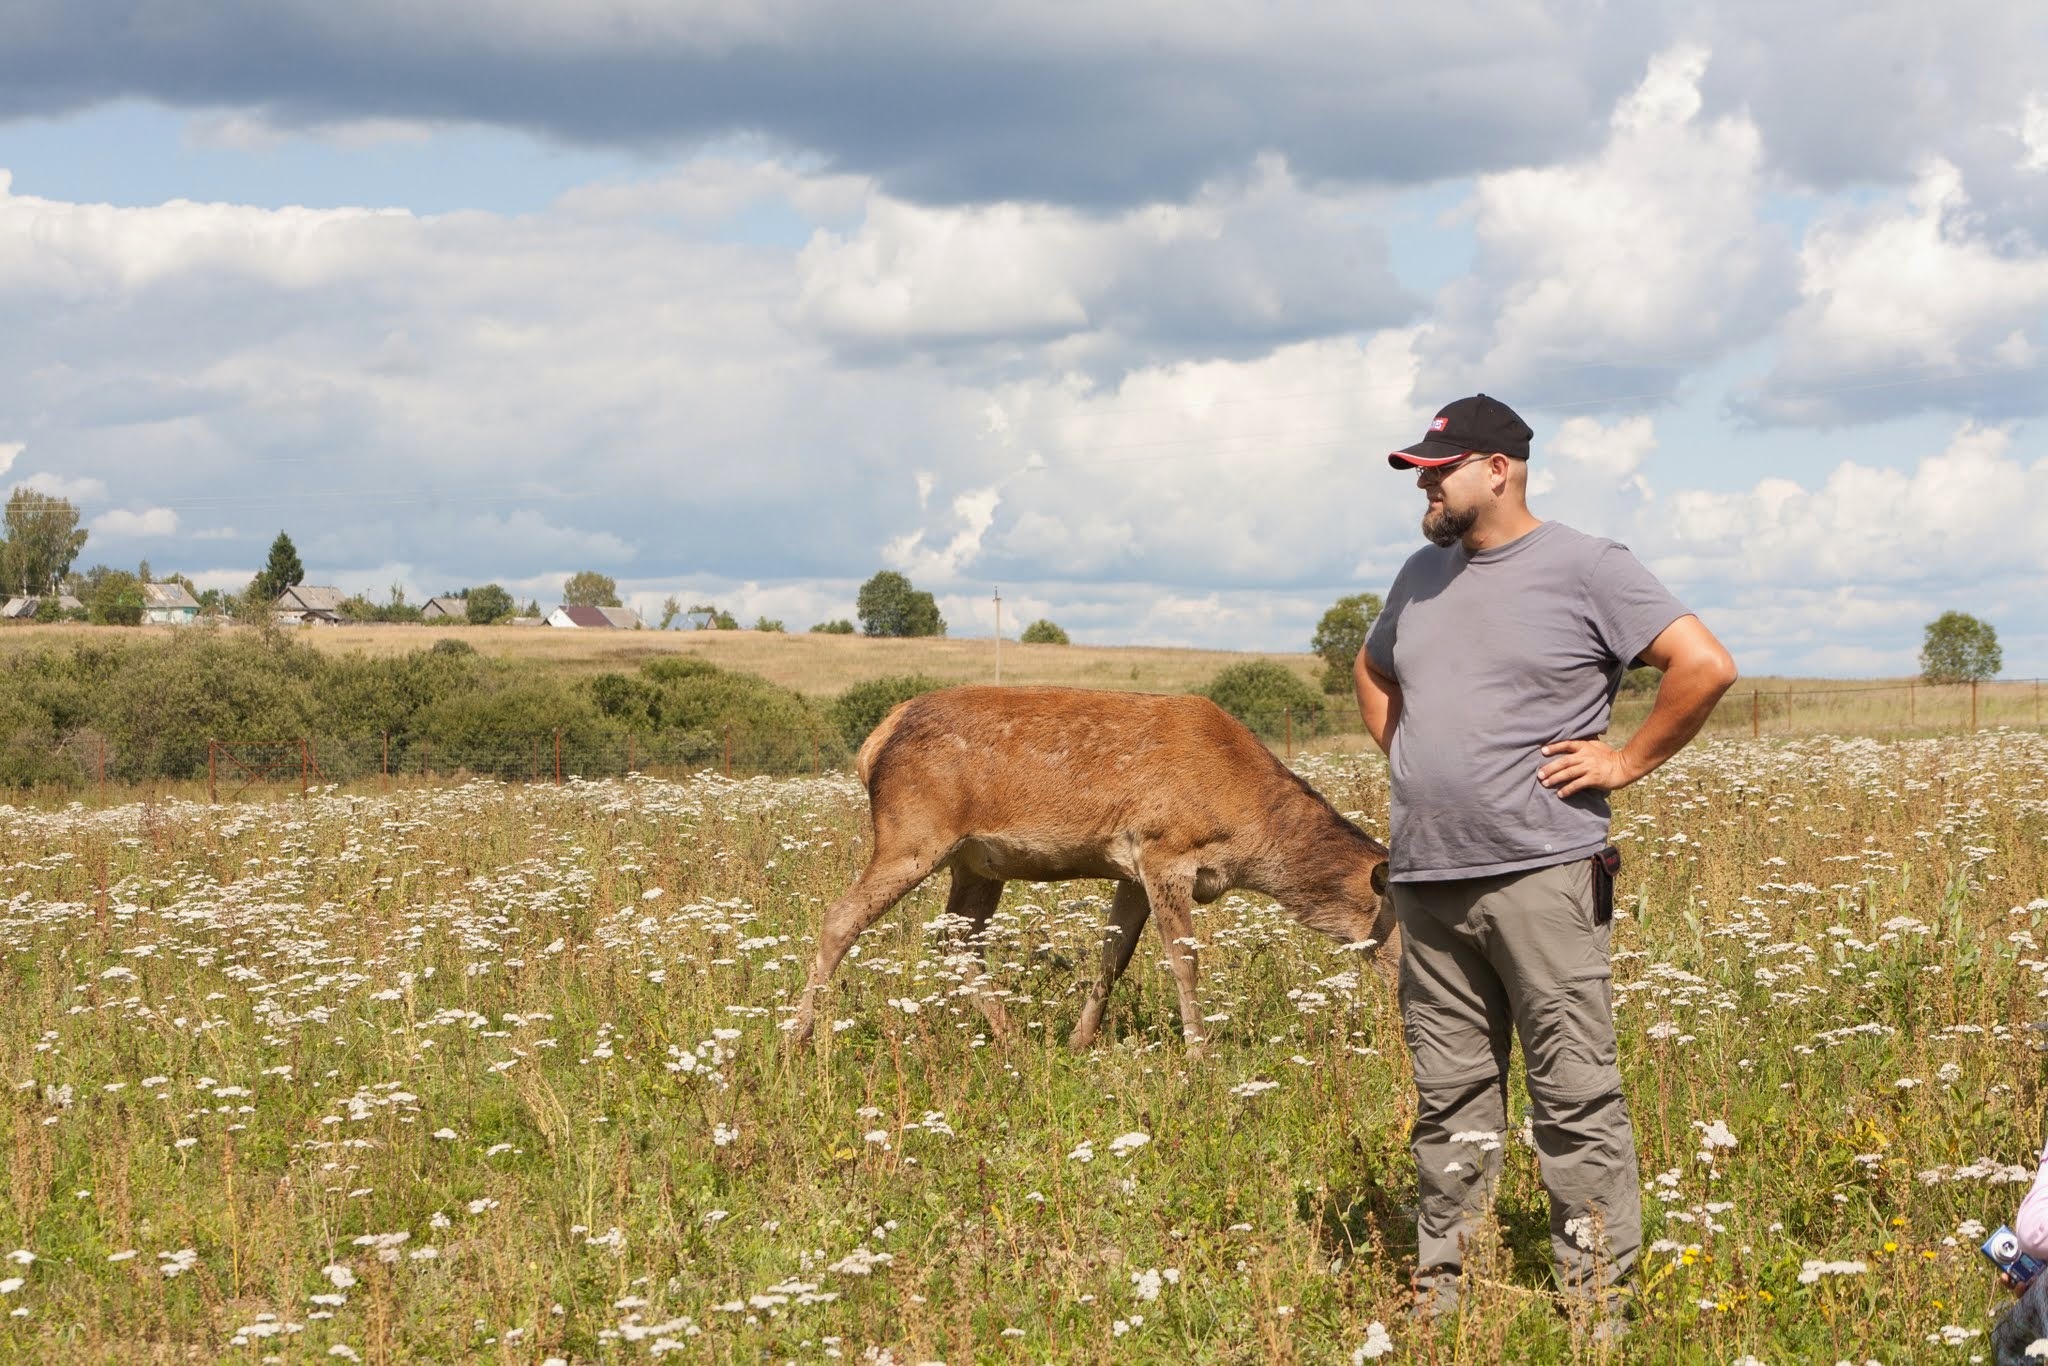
[3,728,2047,1361]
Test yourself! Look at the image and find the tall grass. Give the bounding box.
[1,730,2045,1360]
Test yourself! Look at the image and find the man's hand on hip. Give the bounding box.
[1537,739,1640,798]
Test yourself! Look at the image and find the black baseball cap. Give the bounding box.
[1388,394,1534,468]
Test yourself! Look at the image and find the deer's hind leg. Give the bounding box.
[1139,868,1207,1058]
[939,869,1014,1039]
[792,849,944,1044]
[1069,879,1151,1051]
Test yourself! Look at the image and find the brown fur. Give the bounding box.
[792,685,1396,1055]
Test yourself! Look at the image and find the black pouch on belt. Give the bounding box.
[1590,845,1622,924]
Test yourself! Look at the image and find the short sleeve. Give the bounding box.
[1364,582,1405,679]
[1587,544,1690,668]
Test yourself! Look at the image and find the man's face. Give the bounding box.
[1415,454,1492,547]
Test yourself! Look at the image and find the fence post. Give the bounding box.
[724,726,733,778]
[1284,707,1293,761]
[813,737,820,777]
[627,731,635,776]
[1750,689,1759,740]
[1909,684,1915,727]
[300,738,309,797]
[98,737,107,805]
[554,730,562,786]
[1972,678,1979,731]
[422,741,430,781]
[2036,679,2040,730]
[208,740,216,806]
[382,731,389,791]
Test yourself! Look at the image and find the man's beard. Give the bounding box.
[1422,502,1478,548]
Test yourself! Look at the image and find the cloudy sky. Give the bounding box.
[3,0,2047,676]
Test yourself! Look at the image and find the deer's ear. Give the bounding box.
[1371,861,1389,896]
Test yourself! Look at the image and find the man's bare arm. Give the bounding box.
[1354,646,1402,755]
[1537,615,1738,799]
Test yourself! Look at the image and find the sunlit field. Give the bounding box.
[0,622,1330,699]
[3,730,2046,1362]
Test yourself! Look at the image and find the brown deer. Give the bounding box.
[790,685,1395,1056]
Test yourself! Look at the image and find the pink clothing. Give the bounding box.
[2016,1144,2048,1258]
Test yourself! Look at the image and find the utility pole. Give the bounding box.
[993,587,1002,685]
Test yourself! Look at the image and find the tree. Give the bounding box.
[466,583,515,625]
[2,488,90,596]
[1920,611,2002,684]
[1020,618,1070,645]
[856,570,946,638]
[658,595,683,631]
[810,619,855,634]
[87,569,146,626]
[1310,591,1385,695]
[753,616,786,633]
[563,571,621,608]
[251,531,305,604]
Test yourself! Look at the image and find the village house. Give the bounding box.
[272,585,347,626]
[1,595,85,620]
[420,595,467,621]
[141,582,201,626]
[545,604,643,629]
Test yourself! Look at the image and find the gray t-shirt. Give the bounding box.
[1364,520,1689,882]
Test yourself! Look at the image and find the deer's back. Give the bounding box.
[862,686,1292,841]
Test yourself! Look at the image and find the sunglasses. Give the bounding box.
[1415,454,1494,484]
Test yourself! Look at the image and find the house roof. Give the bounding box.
[276,584,346,612]
[553,604,614,628]
[142,582,199,610]
[596,606,643,629]
[422,595,465,615]
[0,597,34,619]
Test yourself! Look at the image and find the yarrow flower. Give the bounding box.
[1797,1259,1868,1284]
[1353,1321,1394,1362]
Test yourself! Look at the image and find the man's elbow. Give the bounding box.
[1689,642,1739,697]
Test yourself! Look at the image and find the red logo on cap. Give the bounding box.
[1430,417,1449,432]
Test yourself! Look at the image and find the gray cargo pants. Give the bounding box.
[1395,855,1640,1306]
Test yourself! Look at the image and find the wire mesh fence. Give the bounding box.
[1610,677,2048,739]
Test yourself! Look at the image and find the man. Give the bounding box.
[1353,393,1737,1335]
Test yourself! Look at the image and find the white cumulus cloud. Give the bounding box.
[1741,159,2048,423]
[1425,42,1793,401]
[91,507,179,538]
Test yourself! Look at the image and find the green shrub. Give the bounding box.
[589,672,663,729]
[632,659,834,770]
[829,674,951,751]
[90,630,323,779]
[1019,619,1069,645]
[413,681,605,779]
[1196,660,1323,739]
[810,619,855,635]
[640,657,722,686]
